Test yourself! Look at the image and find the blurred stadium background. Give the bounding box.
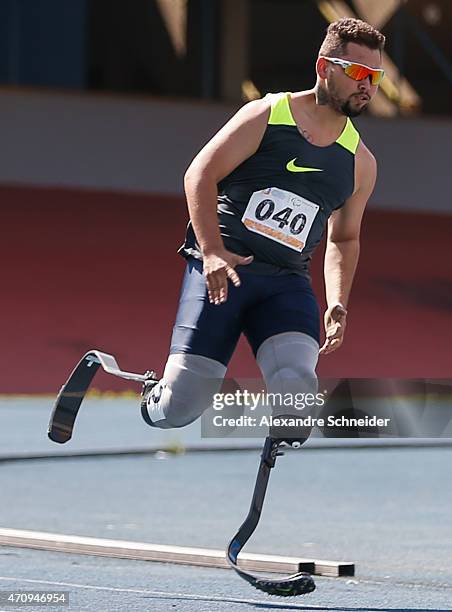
[0,0,451,393]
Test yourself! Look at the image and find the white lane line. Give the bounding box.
[1,573,449,595]
[0,576,314,609]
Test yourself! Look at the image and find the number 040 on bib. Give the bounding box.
[241,187,320,252]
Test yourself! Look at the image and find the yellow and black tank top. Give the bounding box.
[180,92,360,278]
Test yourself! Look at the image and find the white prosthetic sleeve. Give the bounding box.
[256,332,320,418]
[144,353,227,429]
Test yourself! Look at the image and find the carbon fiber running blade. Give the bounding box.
[48,352,101,443]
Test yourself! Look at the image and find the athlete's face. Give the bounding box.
[317,43,382,117]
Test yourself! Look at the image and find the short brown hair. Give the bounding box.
[319,18,385,57]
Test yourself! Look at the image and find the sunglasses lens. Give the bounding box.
[344,64,383,85]
[368,70,384,85]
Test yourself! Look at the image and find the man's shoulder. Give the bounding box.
[353,138,377,194]
[231,97,272,125]
[355,138,377,170]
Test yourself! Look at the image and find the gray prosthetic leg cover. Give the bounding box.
[256,332,320,426]
[144,353,226,429]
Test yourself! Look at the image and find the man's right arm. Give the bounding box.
[184,98,270,305]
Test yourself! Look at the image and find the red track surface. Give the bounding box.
[1,185,450,393]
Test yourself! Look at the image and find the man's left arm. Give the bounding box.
[320,144,377,355]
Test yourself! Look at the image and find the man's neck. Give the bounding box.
[293,88,347,131]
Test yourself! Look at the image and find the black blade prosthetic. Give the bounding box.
[48,350,153,443]
[227,437,316,597]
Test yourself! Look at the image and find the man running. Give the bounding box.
[141,18,385,438]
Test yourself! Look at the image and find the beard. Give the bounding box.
[317,82,367,118]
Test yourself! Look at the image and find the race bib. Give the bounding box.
[241,187,320,252]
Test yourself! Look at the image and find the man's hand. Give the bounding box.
[203,250,253,304]
[319,303,348,355]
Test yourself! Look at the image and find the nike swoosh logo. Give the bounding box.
[286,158,324,173]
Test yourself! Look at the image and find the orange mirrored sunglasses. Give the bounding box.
[321,56,385,86]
